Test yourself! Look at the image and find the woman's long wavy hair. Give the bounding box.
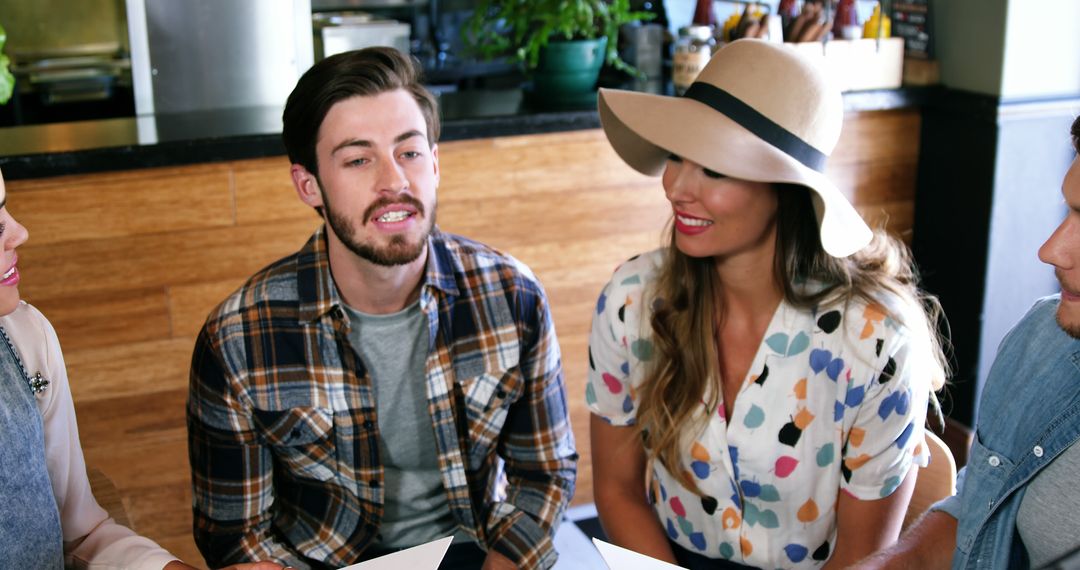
[636,184,949,494]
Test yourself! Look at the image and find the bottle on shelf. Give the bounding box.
[832,0,861,40]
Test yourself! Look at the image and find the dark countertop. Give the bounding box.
[0,86,934,181]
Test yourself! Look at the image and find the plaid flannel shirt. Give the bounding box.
[188,226,577,569]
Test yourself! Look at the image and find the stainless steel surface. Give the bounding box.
[126,0,314,115]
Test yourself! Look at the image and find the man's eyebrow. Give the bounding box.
[330,139,372,155]
[395,130,424,144]
[329,130,425,155]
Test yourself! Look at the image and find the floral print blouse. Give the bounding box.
[587,250,932,568]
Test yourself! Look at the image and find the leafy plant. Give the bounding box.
[463,0,654,74]
[0,23,13,105]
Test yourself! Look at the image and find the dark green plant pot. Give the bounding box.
[531,37,608,108]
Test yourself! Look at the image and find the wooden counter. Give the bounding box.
[6,110,920,565]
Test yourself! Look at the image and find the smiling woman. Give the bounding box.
[586,39,949,570]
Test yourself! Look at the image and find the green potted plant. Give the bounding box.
[463,0,653,107]
[0,23,14,105]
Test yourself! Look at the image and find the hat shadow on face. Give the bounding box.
[598,38,871,258]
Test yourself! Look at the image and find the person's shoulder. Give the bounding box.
[606,248,665,292]
[999,294,1070,352]
[0,301,52,338]
[0,302,63,386]
[203,251,302,331]
[434,231,542,287]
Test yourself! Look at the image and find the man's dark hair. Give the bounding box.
[1072,115,1080,153]
[282,47,440,177]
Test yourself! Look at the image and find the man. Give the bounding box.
[187,47,577,570]
[861,117,1080,568]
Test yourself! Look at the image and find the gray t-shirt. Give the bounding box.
[344,301,467,548]
[1017,439,1080,567]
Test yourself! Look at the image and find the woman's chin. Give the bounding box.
[0,291,22,317]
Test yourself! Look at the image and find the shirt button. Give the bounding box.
[369,479,380,488]
[363,420,374,430]
[1033,445,1044,457]
[988,455,1001,467]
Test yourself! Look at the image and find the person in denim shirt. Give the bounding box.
[860,117,1080,568]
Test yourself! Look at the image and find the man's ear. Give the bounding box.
[291,163,324,209]
[431,144,440,187]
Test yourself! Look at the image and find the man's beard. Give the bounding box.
[1056,307,1080,339]
[1054,270,1080,339]
[322,188,435,267]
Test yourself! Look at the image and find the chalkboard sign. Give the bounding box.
[891,0,933,59]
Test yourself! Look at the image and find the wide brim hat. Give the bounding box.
[598,38,871,258]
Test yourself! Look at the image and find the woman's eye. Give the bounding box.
[0,222,5,237]
[703,168,726,179]
[667,153,683,163]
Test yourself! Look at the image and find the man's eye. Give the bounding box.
[347,158,368,167]
[667,153,683,163]
[703,168,726,179]
[401,151,421,159]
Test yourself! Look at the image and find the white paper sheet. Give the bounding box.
[337,536,454,570]
[592,538,686,570]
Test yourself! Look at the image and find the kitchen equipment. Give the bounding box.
[313,11,412,60]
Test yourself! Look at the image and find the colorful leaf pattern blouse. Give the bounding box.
[587,250,932,568]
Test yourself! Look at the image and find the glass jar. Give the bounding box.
[673,25,715,95]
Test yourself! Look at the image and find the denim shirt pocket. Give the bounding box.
[956,432,1017,555]
[252,406,338,482]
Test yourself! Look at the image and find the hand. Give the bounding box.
[481,550,518,570]
[219,563,292,570]
[163,561,290,570]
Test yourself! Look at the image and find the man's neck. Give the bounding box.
[327,237,428,315]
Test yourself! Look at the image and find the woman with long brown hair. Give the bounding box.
[587,39,947,569]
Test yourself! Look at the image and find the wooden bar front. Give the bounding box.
[6,109,920,566]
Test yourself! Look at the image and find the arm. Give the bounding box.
[591,415,679,564]
[823,466,918,569]
[22,305,180,570]
[851,509,958,569]
[833,321,934,568]
[188,326,306,567]
[486,292,578,569]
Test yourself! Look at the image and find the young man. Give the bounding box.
[188,47,577,570]
[860,117,1080,568]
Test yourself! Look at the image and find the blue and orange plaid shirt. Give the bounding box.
[188,226,577,569]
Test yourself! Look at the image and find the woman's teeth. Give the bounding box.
[2,266,14,279]
[677,215,712,227]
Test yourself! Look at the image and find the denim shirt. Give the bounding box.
[934,295,1080,569]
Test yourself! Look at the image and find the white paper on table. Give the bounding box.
[337,536,454,570]
[592,538,686,570]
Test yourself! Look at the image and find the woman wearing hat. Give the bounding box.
[0,167,283,569]
[586,39,947,569]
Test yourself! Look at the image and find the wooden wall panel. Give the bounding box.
[11,165,235,247]
[4,112,919,568]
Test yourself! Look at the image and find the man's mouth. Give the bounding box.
[376,210,414,223]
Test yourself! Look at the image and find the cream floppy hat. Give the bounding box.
[598,38,871,258]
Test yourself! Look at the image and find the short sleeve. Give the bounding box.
[841,327,933,500]
[585,253,658,427]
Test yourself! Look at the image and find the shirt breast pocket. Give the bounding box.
[252,407,338,482]
[459,370,523,457]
